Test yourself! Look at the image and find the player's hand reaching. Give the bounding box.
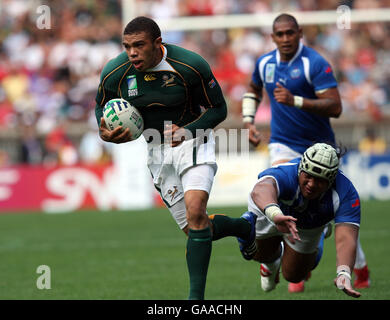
[99,117,132,144]
[273,214,301,243]
[244,123,261,147]
[273,82,294,106]
[334,265,361,298]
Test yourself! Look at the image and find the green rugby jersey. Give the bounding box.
[95,43,227,139]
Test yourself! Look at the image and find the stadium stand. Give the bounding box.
[0,0,389,165]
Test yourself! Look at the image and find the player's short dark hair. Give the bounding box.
[123,16,161,41]
[273,13,299,31]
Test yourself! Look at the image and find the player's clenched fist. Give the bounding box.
[164,124,187,147]
[273,82,294,106]
[244,122,261,147]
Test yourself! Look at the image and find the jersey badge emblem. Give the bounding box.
[144,74,156,81]
[208,79,216,88]
[127,75,138,97]
[168,185,181,201]
[265,63,275,83]
[161,74,176,87]
[290,68,301,79]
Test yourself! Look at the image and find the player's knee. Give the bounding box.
[186,201,206,215]
[185,196,207,216]
[187,210,208,228]
[185,192,209,228]
[186,204,208,229]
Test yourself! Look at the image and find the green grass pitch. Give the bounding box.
[0,200,389,300]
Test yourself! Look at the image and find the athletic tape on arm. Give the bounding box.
[242,93,260,123]
[263,203,283,222]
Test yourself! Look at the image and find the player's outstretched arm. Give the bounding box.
[334,265,361,298]
[251,178,300,242]
[333,223,361,298]
[99,117,132,144]
[272,213,300,243]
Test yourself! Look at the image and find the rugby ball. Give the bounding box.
[103,98,144,140]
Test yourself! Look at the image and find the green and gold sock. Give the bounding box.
[209,214,251,241]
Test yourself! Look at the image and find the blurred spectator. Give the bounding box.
[1,63,29,104]
[0,0,123,165]
[44,121,78,166]
[0,149,10,167]
[358,127,387,155]
[20,125,43,164]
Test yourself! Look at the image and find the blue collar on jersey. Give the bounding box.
[276,42,304,67]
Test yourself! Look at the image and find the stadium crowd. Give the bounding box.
[0,0,389,165]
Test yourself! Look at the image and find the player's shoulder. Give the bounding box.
[301,45,329,63]
[256,49,277,65]
[100,51,131,83]
[259,159,299,179]
[333,169,358,196]
[273,158,300,171]
[165,43,211,74]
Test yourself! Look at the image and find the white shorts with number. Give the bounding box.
[147,131,217,229]
[247,188,325,254]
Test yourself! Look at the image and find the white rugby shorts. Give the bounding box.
[268,142,302,165]
[147,131,217,229]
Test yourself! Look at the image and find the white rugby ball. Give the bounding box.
[103,98,144,140]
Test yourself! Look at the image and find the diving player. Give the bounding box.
[239,143,362,298]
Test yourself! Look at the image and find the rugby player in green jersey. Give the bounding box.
[95,16,257,300]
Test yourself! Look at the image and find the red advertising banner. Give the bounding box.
[0,164,120,212]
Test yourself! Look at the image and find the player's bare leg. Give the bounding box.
[281,241,317,283]
[254,236,283,292]
[288,223,330,293]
